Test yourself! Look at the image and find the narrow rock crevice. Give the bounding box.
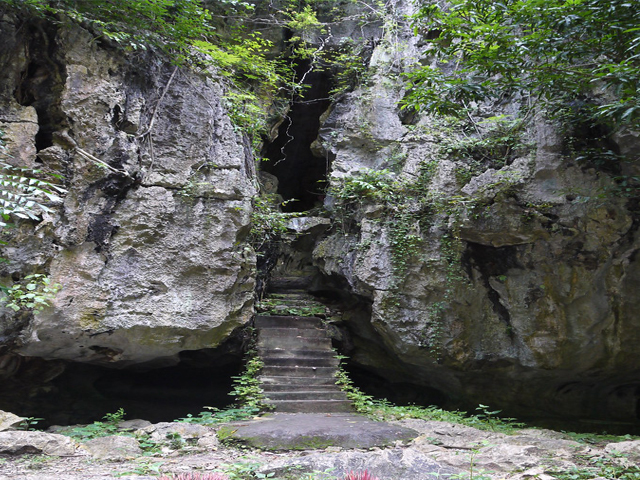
[13,19,67,154]
[462,243,522,329]
[261,60,334,212]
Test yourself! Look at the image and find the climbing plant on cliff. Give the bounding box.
[404,0,640,130]
[0,131,65,228]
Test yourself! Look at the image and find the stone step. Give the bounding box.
[257,335,332,350]
[258,348,336,359]
[261,356,339,368]
[259,375,337,386]
[266,293,320,302]
[261,383,342,392]
[265,399,354,413]
[261,365,337,377]
[267,276,311,291]
[257,304,329,317]
[258,326,327,338]
[264,390,348,401]
[255,316,323,329]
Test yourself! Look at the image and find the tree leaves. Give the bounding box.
[404,0,640,129]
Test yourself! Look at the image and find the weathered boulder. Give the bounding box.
[0,431,78,456]
[0,410,23,432]
[80,435,141,460]
[138,422,215,444]
[263,448,458,480]
[605,440,640,461]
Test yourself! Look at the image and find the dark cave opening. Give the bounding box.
[261,60,334,213]
[0,348,244,428]
[345,363,447,407]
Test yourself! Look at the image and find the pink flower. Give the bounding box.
[343,470,380,480]
[158,473,229,480]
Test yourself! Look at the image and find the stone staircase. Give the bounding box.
[255,277,352,413]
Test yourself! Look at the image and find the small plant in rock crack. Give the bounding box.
[16,416,43,431]
[469,404,525,432]
[1,274,61,312]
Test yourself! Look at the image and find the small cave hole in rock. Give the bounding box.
[261,59,334,213]
[0,347,244,428]
[13,21,67,153]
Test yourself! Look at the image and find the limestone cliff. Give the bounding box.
[308,1,640,424]
[0,14,256,367]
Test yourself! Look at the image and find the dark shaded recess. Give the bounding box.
[345,363,447,407]
[83,176,136,252]
[262,60,333,212]
[13,19,67,153]
[562,106,622,176]
[0,340,246,427]
[462,242,521,328]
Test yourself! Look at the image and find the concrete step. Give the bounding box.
[255,316,323,329]
[262,356,339,368]
[264,390,348,401]
[265,399,354,413]
[261,365,337,377]
[259,375,337,386]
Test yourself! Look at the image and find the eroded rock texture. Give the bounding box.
[0,15,256,367]
[310,2,640,424]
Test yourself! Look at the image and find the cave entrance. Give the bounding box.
[0,345,244,428]
[261,60,334,213]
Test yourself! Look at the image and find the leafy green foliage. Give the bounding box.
[337,358,524,433]
[176,405,259,426]
[62,408,126,441]
[0,273,61,312]
[5,0,216,61]
[230,352,268,410]
[256,299,327,317]
[0,130,66,228]
[405,0,640,129]
[249,196,301,252]
[550,453,640,479]
[16,417,43,431]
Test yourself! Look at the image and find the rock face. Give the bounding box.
[308,1,640,424]
[0,2,639,428]
[0,15,256,367]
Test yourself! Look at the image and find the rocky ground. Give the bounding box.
[1,411,639,480]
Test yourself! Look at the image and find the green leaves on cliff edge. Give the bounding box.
[4,0,219,61]
[404,0,640,129]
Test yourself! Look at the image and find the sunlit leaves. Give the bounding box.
[404,0,640,128]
